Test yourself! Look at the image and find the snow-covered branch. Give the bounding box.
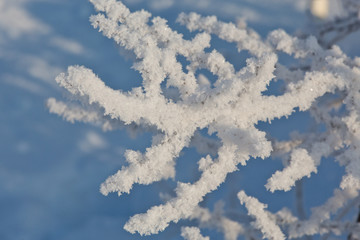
[48,0,360,238]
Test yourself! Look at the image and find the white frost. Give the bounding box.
[181,227,209,240]
[266,148,316,192]
[238,191,285,240]
[48,0,360,238]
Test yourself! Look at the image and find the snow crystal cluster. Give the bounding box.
[48,0,360,239]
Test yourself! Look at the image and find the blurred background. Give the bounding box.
[1,0,360,239]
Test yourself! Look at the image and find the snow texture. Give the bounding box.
[238,191,285,240]
[181,227,210,240]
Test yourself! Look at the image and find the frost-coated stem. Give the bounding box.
[48,0,360,238]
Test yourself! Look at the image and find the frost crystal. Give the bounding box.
[181,227,209,240]
[266,148,317,192]
[238,191,285,240]
[48,0,360,239]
